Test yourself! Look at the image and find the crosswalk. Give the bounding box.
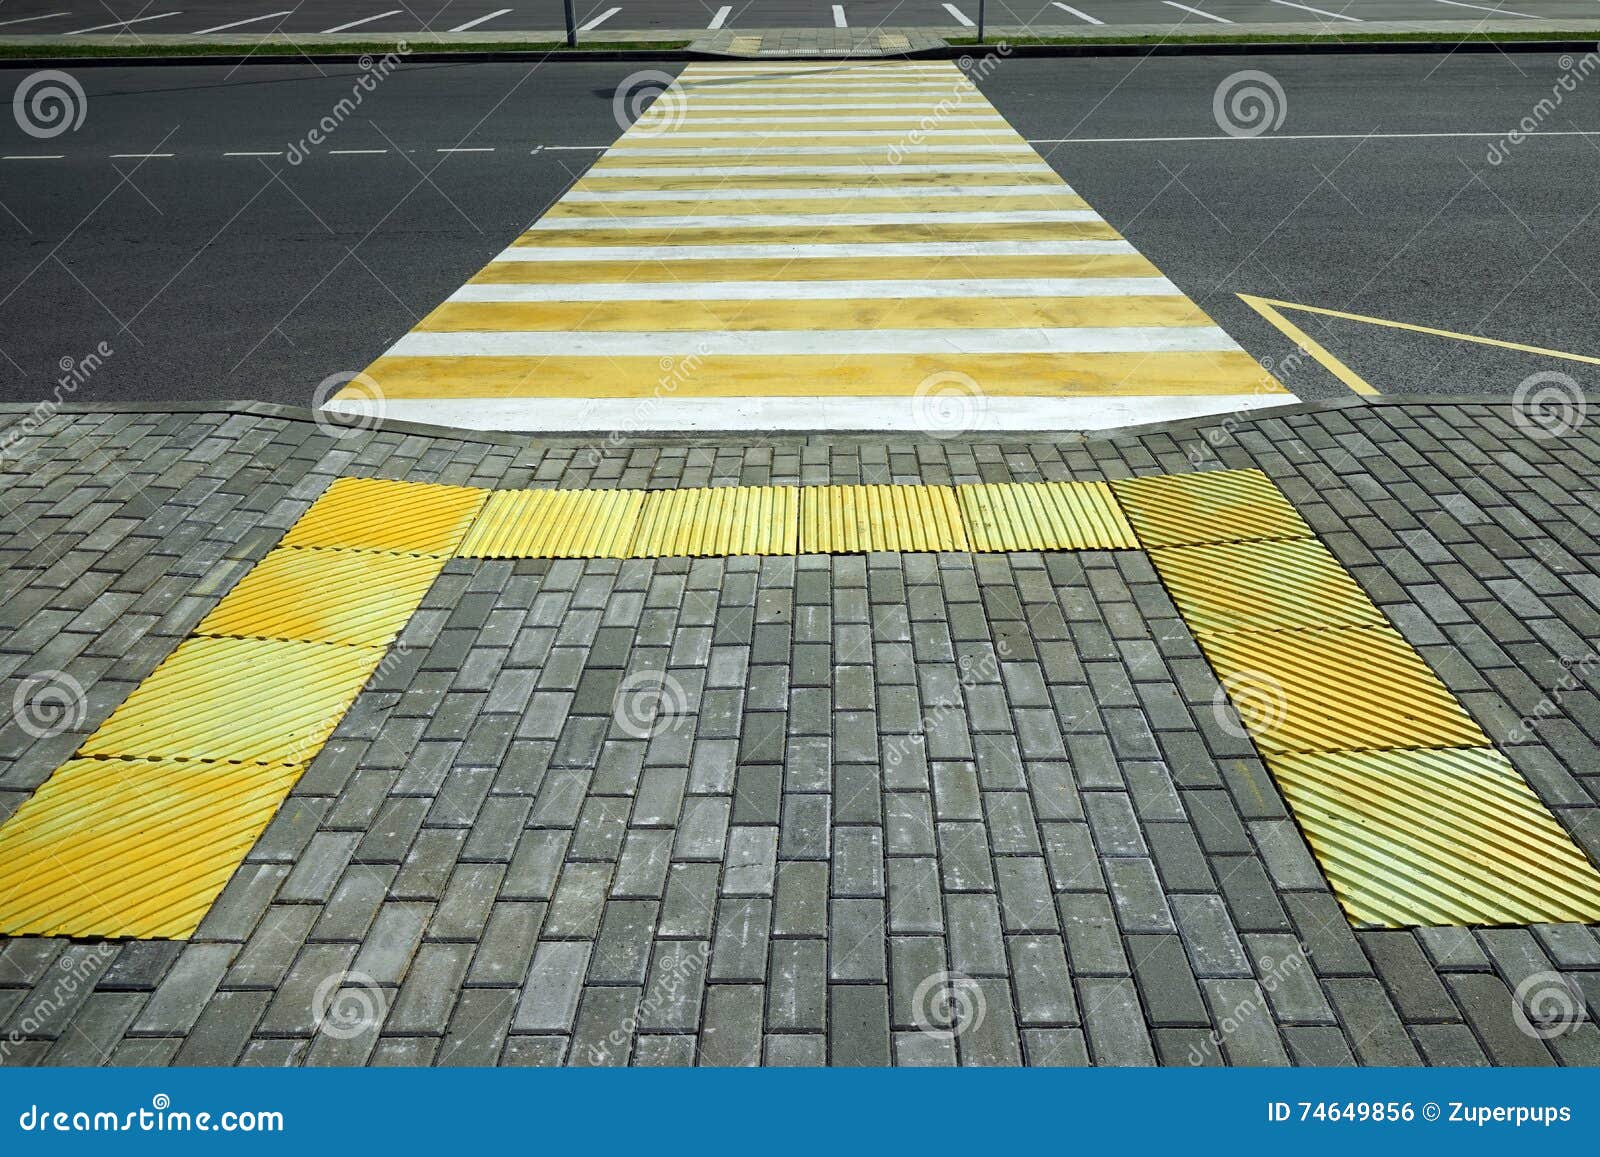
[338,63,1296,434]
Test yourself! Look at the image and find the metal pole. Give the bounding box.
[977,0,986,43]
[564,0,577,47]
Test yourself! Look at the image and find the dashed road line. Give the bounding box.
[223,151,284,157]
[580,6,621,29]
[0,11,69,26]
[1161,1,1232,20]
[1429,0,1535,14]
[191,10,291,34]
[709,5,733,27]
[942,3,975,25]
[1267,0,1361,18]
[319,10,402,33]
[833,4,848,26]
[110,153,175,159]
[438,147,496,153]
[328,148,390,154]
[66,11,181,34]
[1051,2,1104,22]
[449,7,513,31]
[3,155,64,161]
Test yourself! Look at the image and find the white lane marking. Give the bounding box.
[449,8,514,31]
[438,147,496,152]
[224,150,285,156]
[1428,0,1535,14]
[942,3,975,25]
[0,11,69,26]
[364,394,1295,434]
[565,183,1075,201]
[1267,0,1360,18]
[1051,2,1103,22]
[1027,129,1600,143]
[608,144,1034,155]
[832,4,847,26]
[1161,1,1232,20]
[3,154,64,160]
[390,327,1241,357]
[544,145,608,150]
[493,240,1133,261]
[579,6,620,29]
[320,10,403,33]
[708,5,732,26]
[449,277,1180,302]
[110,153,174,158]
[531,210,1102,229]
[192,10,292,33]
[328,148,390,154]
[67,11,180,33]
[588,163,1055,175]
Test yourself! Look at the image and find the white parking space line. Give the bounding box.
[320,10,403,33]
[1161,1,1232,20]
[224,151,284,157]
[438,147,496,153]
[1429,0,1535,14]
[0,11,69,26]
[832,4,847,26]
[329,148,390,154]
[3,155,64,160]
[449,8,514,31]
[67,12,180,34]
[708,5,732,27]
[1268,0,1360,17]
[192,11,292,34]
[110,153,174,159]
[942,3,975,25]
[579,6,621,29]
[1051,2,1103,23]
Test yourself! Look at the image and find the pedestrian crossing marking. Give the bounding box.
[339,62,1295,433]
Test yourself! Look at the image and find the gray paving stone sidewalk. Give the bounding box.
[1,399,1599,1066]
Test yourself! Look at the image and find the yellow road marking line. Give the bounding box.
[467,254,1166,284]
[1238,293,1381,396]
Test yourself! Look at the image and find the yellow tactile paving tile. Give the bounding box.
[1192,624,1490,754]
[196,547,446,646]
[458,487,647,559]
[1149,538,1389,632]
[799,484,970,553]
[1111,468,1314,547]
[77,636,385,765]
[361,351,1278,401]
[282,476,487,556]
[633,485,800,557]
[416,297,1213,334]
[956,482,1137,552]
[1269,748,1600,927]
[0,759,304,939]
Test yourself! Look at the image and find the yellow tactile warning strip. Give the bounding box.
[3,469,1597,937]
[282,477,487,555]
[460,487,647,558]
[1270,749,1600,926]
[336,61,1295,432]
[0,760,305,939]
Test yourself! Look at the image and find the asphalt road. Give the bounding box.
[0,52,1596,413]
[0,0,1591,35]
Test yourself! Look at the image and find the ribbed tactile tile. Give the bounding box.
[1150,538,1388,632]
[77,636,384,765]
[196,548,445,645]
[1111,468,1312,547]
[799,484,969,554]
[0,758,303,939]
[633,486,800,557]
[458,488,646,558]
[283,477,487,556]
[1270,747,1600,927]
[956,481,1137,552]
[1194,625,1489,754]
